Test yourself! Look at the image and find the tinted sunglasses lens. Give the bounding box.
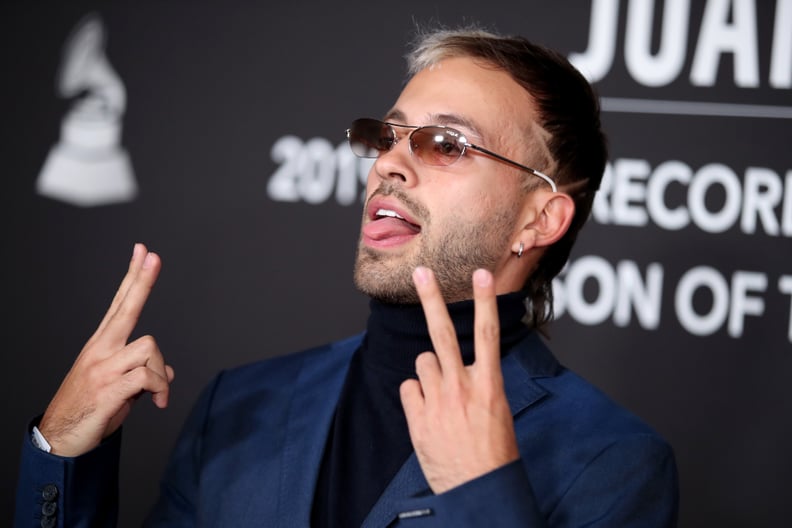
[409,127,464,166]
[348,119,393,158]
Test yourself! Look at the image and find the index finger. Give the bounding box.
[101,250,162,345]
[413,266,463,375]
[472,268,502,375]
[93,243,148,337]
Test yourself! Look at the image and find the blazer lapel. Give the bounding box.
[275,334,362,527]
[500,332,559,417]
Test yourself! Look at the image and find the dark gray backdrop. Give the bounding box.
[3,1,790,526]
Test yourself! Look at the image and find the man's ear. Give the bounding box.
[518,191,576,249]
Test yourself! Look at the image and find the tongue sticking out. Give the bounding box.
[363,216,420,242]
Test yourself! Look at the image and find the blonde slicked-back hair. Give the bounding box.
[405,27,608,329]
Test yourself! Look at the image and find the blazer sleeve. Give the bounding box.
[390,434,678,527]
[14,419,122,528]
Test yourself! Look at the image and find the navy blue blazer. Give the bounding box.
[16,332,678,527]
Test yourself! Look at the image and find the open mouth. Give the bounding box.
[362,202,422,247]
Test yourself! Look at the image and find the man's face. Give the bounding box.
[353,56,541,304]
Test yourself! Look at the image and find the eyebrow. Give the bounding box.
[382,108,486,142]
[382,108,406,123]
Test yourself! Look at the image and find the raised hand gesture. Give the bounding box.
[38,243,174,457]
[400,267,520,494]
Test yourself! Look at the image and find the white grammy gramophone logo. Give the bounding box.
[37,14,137,207]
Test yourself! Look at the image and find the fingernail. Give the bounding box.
[143,253,155,269]
[132,243,141,261]
[473,269,492,287]
[413,266,430,285]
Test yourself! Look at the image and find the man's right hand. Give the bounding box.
[38,243,174,457]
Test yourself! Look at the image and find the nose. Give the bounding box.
[371,134,419,187]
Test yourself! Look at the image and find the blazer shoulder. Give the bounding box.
[540,367,664,439]
[509,333,662,440]
[509,356,677,520]
[215,333,364,391]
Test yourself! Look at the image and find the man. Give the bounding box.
[16,28,678,526]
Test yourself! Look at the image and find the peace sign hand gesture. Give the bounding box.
[400,266,520,494]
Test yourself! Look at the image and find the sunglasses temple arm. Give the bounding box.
[468,145,557,193]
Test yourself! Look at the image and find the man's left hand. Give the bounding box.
[400,266,520,494]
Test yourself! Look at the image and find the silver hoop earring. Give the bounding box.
[517,242,524,258]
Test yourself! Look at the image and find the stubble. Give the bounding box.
[353,186,520,304]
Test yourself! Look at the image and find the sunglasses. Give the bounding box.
[345,118,557,192]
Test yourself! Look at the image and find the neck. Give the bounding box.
[361,292,531,375]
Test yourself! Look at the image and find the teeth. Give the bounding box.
[375,208,404,219]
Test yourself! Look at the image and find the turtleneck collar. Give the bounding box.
[360,291,532,376]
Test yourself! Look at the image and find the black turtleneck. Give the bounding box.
[310,293,531,528]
